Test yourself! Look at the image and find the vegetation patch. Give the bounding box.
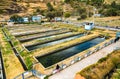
[0,27,24,79]
[2,27,34,70]
[77,50,120,79]
[110,63,120,79]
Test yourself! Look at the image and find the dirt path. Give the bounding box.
[49,40,120,79]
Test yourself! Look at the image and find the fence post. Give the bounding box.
[22,73,24,79]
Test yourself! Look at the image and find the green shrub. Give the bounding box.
[64,12,71,18]
[0,9,4,14]
[78,50,120,79]
[77,17,81,20]
[98,57,107,63]
[25,57,33,70]
[117,64,120,68]
[81,14,87,19]
[44,75,50,79]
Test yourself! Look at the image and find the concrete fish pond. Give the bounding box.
[1,22,117,78]
[36,37,105,68]
[18,29,71,42]
[26,33,84,51]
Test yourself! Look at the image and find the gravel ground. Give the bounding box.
[49,40,120,79]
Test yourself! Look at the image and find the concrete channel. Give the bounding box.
[25,33,82,47]
[26,34,84,51]
[2,29,28,70]
[18,30,71,42]
[14,28,67,37]
[0,50,6,79]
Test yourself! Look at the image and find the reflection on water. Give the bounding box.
[36,37,105,68]
[27,34,84,51]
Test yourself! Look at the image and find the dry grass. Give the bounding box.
[77,50,120,79]
[105,0,120,4]
[84,16,120,22]
[0,28,24,79]
[75,16,120,27]
[98,19,120,27]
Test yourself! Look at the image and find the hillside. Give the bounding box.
[105,0,120,4]
[0,0,119,20]
[0,0,119,15]
[0,0,63,15]
[0,0,26,14]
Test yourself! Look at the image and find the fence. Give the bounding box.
[14,70,46,79]
[51,38,115,74]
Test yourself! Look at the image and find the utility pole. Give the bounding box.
[93,7,96,27]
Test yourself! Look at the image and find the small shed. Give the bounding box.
[23,17,29,22]
[84,22,94,30]
[94,14,102,17]
[54,17,62,22]
[32,15,42,22]
[116,32,120,37]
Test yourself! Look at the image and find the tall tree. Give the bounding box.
[10,14,23,23]
[111,1,116,8]
[64,0,71,3]
[46,11,55,21]
[46,2,54,11]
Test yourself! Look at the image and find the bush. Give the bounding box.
[117,63,120,68]
[78,50,120,79]
[46,2,54,11]
[0,9,4,14]
[98,57,107,63]
[105,8,118,16]
[81,14,87,19]
[10,14,23,23]
[64,12,71,18]
[64,0,71,3]
[77,17,81,20]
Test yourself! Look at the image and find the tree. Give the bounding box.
[64,12,71,18]
[46,11,55,21]
[86,0,90,4]
[77,8,86,16]
[46,2,54,11]
[104,8,117,16]
[91,0,104,7]
[28,15,32,23]
[0,9,4,14]
[10,14,23,23]
[54,11,63,17]
[64,0,71,3]
[81,14,87,19]
[111,1,116,8]
[36,8,41,13]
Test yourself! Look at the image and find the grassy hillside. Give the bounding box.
[105,0,120,4]
[0,0,119,19]
[0,0,26,14]
[0,0,63,15]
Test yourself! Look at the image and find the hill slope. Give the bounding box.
[105,0,120,4]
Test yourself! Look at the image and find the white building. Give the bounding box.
[54,17,62,22]
[85,22,94,30]
[23,17,29,22]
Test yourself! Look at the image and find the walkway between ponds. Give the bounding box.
[49,40,120,79]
